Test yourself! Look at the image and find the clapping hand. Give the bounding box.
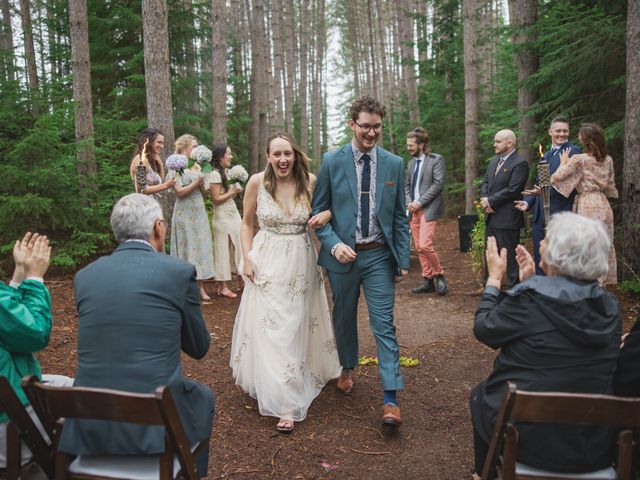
[12,232,51,284]
[515,245,535,282]
[485,236,506,289]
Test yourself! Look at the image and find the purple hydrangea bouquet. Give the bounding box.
[165,154,189,178]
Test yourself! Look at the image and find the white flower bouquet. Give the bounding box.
[190,145,213,173]
[227,165,249,191]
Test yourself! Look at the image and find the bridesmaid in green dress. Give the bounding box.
[169,134,216,300]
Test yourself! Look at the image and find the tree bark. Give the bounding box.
[311,0,324,163]
[508,0,538,166]
[69,0,97,195]
[249,0,268,172]
[463,0,479,214]
[142,0,175,224]
[19,0,40,96]
[298,0,309,149]
[623,0,640,280]
[399,0,418,123]
[182,0,200,130]
[283,0,296,132]
[345,1,360,95]
[271,0,285,131]
[211,0,228,143]
[0,0,15,83]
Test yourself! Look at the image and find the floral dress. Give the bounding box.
[551,153,618,284]
[168,169,215,280]
[229,180,341,421]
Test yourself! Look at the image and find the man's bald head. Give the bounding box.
[494,129,517,156]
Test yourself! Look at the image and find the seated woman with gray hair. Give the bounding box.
[470,212,621,479]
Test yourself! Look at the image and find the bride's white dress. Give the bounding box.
[230,181,341,421]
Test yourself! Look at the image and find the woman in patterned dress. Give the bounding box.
[229,132,339,432]
[129,127,175,195]
[207,144,243,299]
[551,123,618,284]
[168,134,216,300]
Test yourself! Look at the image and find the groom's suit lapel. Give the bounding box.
[340,144,358,204]
[375,146,388,212]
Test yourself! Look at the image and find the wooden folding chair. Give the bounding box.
[481,381,640,480]
[0,376,53,479]
[21,376,206,480]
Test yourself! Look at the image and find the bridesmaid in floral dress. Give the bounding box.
[551,123,618,284]
[207,144,244,298]
[168,134,216,300]
[128,127,175,195]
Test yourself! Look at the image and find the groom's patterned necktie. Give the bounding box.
[360,153,371,237]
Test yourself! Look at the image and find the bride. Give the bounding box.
[230,132,341,432]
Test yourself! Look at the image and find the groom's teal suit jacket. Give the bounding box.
[312,143,411,273]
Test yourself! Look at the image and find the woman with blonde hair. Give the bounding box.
[129,127,175,195]
[551,123,618,284]
[168,134,216,301]
[230,132,339,433]
[207,144,243,298]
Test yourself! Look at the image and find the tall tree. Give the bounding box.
[249,0,268,172]
[19,0,40,97]
[399,0,418,123]
[211,0,228,143]
[68,0,96,194]
[283,0,295,132]
[142,0,175,158]
[623,0,640,280]
[299,0,309,149]
[0,0,15,83]
[271,0,285,131]
[508,0,538,165]
[463,0,479,213]
[311,0,324,163]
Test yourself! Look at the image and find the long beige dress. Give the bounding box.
[207,169,242,282]
[551,153,618,284]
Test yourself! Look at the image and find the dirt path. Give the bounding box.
[39,219,638,479]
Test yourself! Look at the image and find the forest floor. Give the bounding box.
[38,219,639,480]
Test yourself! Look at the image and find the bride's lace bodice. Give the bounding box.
[257,182,309,235]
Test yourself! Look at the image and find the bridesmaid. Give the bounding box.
[208,144,243,298]
[128,127,175,195]
[169,134,216,300]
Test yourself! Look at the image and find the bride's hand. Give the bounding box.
[308,210,332,229]
[243,262,255,283]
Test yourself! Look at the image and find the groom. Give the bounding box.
[312,95,410,426]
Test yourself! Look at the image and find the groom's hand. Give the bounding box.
[334,244,357,264]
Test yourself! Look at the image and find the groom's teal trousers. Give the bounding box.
[326,245,405,391]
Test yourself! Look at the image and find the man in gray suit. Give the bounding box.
[405,127,448,295]
[58,193,214,477]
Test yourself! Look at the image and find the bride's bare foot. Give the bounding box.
[200,288,211,301]
[276,418,294,433]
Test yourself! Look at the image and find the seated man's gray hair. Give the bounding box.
[110,193,163,243]
[543,212,610,281]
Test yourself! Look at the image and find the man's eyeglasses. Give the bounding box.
[354,120,384,133]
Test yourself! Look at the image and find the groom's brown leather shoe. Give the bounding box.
[382,403,402,426]
[336,370,354,395]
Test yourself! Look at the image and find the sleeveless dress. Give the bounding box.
[168,169,216,280]
[552,154,618,284]
[229,181,341,421]
[206,169,242,282]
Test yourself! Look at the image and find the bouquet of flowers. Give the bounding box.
[191,145,213,173]
[227,165,249,191]
[165,154,188,177]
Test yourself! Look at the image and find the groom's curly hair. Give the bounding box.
[349,96,386,122]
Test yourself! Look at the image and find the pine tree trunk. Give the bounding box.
[142,0,175,224]
[298,0,309,149]
[211,0,228,143]
[399,0,418,123]
[623,0,640,280]
[283,0,295,132]
[463,0,479,214]
[182,0,200,130]
[311,0,324,164]
[19,0,39,96]
[271,0,285,131]
[249,0,267,172]
[345,1,360,95]
[508,0,538,165]
[69,0,96,196]
[229,0,243,121]
[46,0,57,81]
[0,0,15,83]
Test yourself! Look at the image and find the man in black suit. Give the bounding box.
[480,129,529,288]
[58,193,214,477]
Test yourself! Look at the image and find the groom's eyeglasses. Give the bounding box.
[354,120,384,133]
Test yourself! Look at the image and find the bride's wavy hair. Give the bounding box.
[264,132,312,208]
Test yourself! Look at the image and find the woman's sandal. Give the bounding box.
[200,291,212,302]
[276,419,294,433]
[217,287,237,299]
